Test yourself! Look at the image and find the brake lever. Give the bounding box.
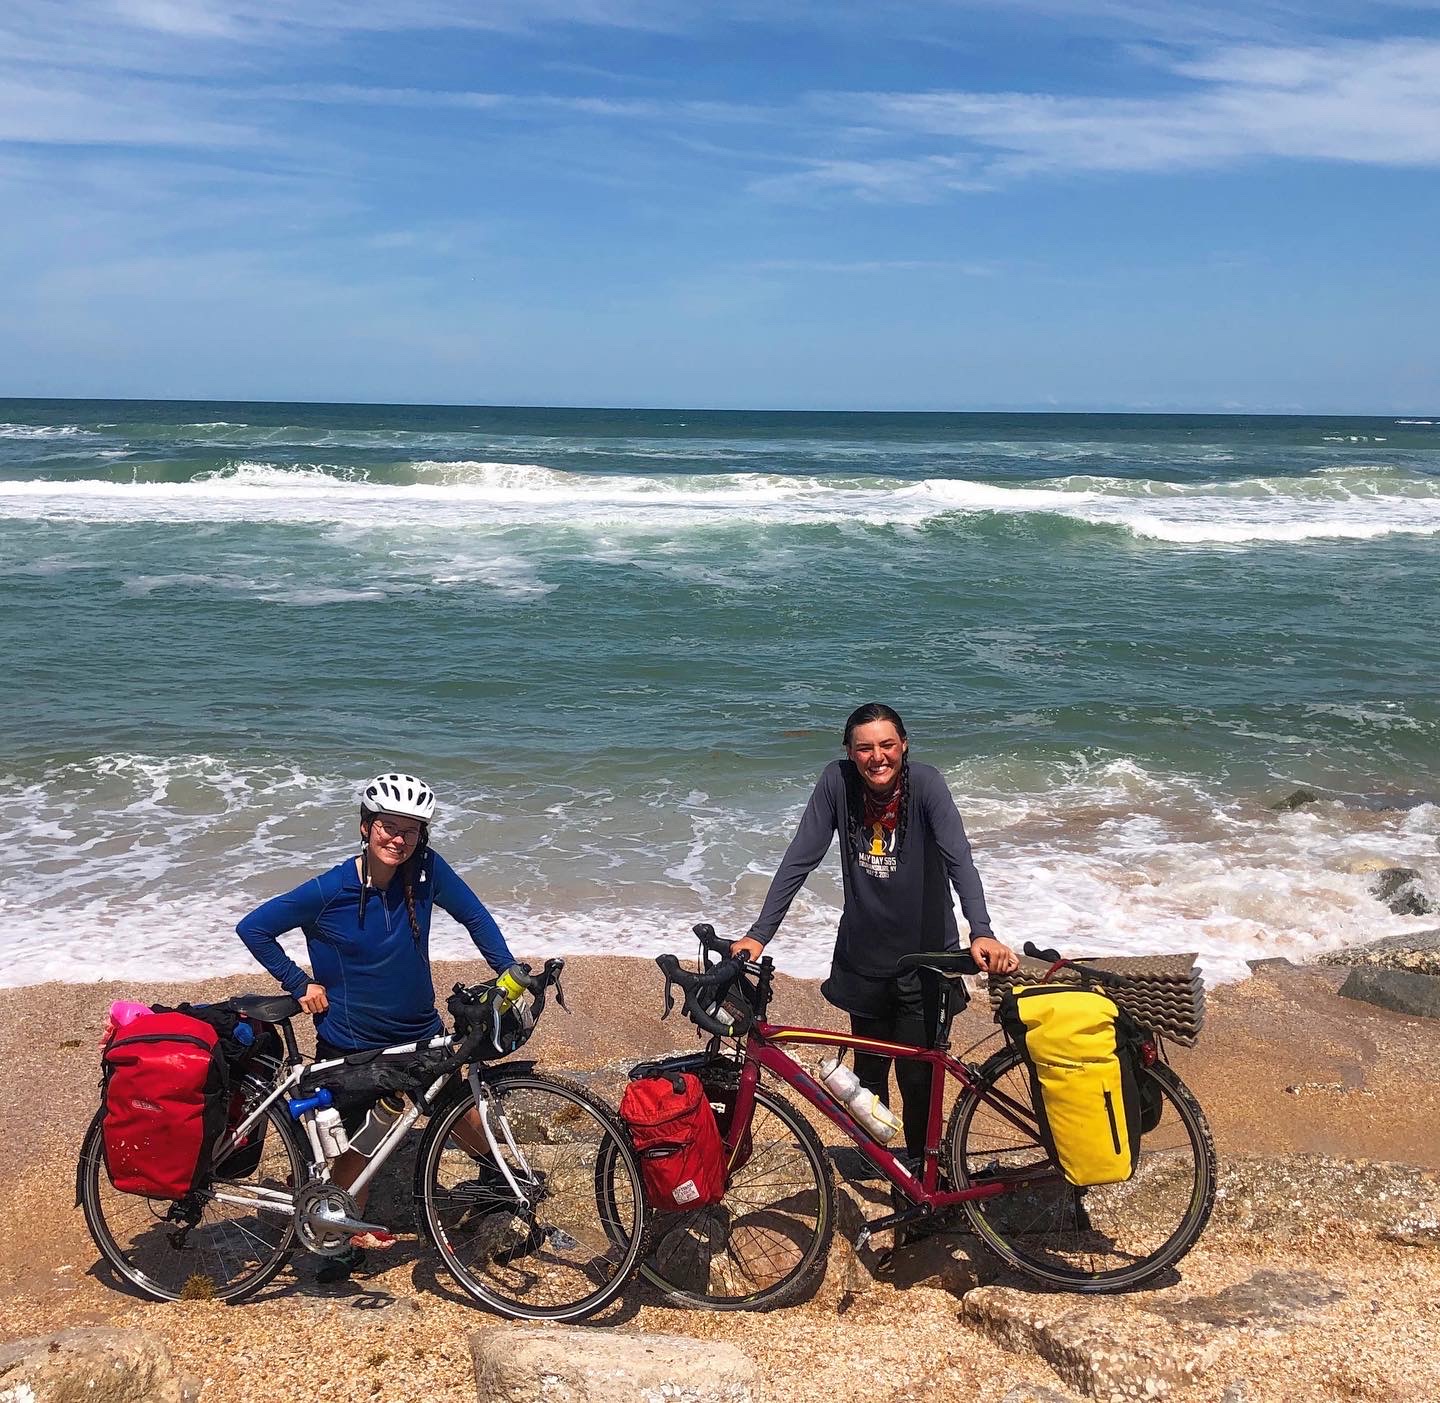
[660,974,676,1022]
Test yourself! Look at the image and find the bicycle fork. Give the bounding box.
[467,1069,540,1203]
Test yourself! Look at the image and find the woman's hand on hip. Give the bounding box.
[729,937,765,962]
[969,937,1019,975]
[298,983,329,1014]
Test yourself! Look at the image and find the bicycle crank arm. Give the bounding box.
[317,1213,389,1236]
[855,1204,933,1250]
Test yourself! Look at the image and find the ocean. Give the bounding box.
[3,399,1437,990]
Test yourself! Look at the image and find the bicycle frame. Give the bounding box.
[209,1031,538,1223]
[723,1019,1055,1212]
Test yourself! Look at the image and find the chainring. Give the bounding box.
[294,1180,360,1256]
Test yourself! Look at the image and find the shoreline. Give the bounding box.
[3,953,1439,1401]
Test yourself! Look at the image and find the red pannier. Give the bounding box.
[101,1011,229,1199]
[619,1072,726,1213]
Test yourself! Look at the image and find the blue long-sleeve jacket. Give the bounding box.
[236,849,515,1051]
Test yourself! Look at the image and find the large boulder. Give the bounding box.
[470,1325,759,1403]
[961,1269,1346,1401]
[0,1327,196,1403]
[1368,867,1437,916]
[1318,928,1440,977]
[960,1285,1222,1400]
[1337,967,1440,1021]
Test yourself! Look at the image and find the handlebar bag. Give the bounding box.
[997,985,1142,1186]
[619,1072,726,1212]
[101,1011,229,1199]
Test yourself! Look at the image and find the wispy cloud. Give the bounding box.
[784,36,1440,197]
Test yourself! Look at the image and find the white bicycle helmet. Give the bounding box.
[360,773,437,823]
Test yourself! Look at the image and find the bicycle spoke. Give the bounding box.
[949,1052,1215,1290]
[423,1076,646,1321]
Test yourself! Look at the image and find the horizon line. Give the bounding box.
[1,394,1435,420]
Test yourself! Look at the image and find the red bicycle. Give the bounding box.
[630,926,1215,1310]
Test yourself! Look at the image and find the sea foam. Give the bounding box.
[1,460,1437,545]
[3,749,1436,990]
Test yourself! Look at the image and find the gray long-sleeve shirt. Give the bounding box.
[747,759,993,978]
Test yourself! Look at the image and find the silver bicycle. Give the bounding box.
[77,960,650,1321]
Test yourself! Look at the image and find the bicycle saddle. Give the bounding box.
[896,951,978,980]
[222,993,303,1022]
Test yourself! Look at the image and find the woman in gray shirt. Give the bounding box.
[730,703,1018,1159]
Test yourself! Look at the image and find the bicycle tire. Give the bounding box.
[416,1072,650,1322]
[77,1075,305,1303]
[946,1049,1215,1291]
[639,1081,836,1311]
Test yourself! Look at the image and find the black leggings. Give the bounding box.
[849,1010,932,1161]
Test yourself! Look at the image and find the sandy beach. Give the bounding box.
[2,953,1438,1402]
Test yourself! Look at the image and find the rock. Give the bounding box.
[1144,1269,1345,1328]
[1368,867,1437,916]
[1380,1213,1440,1248]
[1246,956,1298,973]
[470,1325,759,1403]
[876,1229,990,1296]
[959,1286,1221,1400]
[1318,929,1440,977]
[1272,787,1322,811]
[0,1327,196,1403]
[1338,968,1440,1021]
[1210,1155,1440,1244]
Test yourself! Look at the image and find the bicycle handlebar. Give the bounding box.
[444,957,569,1070]
[1021,941,1129,989]
[655,952,751,1039]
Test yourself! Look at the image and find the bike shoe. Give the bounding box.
[316,1245,366,1284]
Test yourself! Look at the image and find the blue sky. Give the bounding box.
[2,1,1438,411]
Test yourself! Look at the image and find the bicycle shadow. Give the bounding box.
[406,1248,646,1326]
[827,1152,1187,1306]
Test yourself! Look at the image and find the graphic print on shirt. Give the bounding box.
[856,786,901,880]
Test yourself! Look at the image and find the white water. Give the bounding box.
[5,751,1435,990]
[2,461,1439,544]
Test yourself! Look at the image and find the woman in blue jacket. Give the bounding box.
[237,771,524,1280]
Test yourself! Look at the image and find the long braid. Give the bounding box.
[402,832,430,944]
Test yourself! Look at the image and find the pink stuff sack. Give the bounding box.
[101,1000,153,1046]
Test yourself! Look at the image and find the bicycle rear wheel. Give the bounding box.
[640,1081,836,1311]
[77,1077,304,1303]
[946,1048,1215,1291]
[417,1072,648,1322]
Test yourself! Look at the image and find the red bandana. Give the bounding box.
[862,787,902,833]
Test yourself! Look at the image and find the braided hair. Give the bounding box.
[840,702,911,863]
[358,809,430,943]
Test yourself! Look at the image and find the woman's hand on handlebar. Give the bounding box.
[729,937,765,961]
[970,936,1020,975]
[298,982,329,1014]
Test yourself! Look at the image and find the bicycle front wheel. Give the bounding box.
[640,1081,836,1311]
[77,1077,305,1303]
[946,1049,1216,1291]
[418,1073,649,1322]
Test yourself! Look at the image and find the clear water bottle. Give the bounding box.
[349,1094,406,1158]
[314,1106,350,1159]
[817,1054,902,1143]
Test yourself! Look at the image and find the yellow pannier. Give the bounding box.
[998,984,1141,1186]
